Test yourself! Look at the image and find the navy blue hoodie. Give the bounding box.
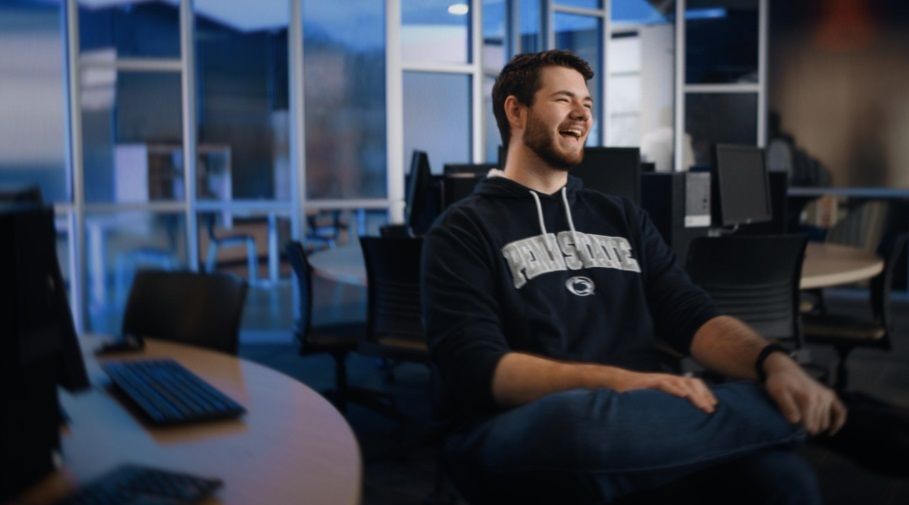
[421,174,719,422]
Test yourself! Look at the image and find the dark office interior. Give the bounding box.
[2,0,909,504]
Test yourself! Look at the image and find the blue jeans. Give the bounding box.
[444,382,820,505]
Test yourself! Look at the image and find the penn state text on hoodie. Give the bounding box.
[420,174,719,421]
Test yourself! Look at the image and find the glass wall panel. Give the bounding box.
[685,0,758,84]
[556,0,602,9]
[607,0,675,171]
[304,0,385,199]
[554,12,602,145]
[483,0,508,163]
[484,76,502,164]
[403,72,471,173]
[85,211,186,333]
[685,93,757,166]
[402,0,471,64]
[81,71,183,203]
[0,1,68,202]
[519,0,543,53]
[79,0,179,58]
[195,0,289,200]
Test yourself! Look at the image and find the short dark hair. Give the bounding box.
[492,50,594,147]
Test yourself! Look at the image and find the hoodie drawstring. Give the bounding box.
[529,191,548,235]
[528,187,579,245]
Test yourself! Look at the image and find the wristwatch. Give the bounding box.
[755,343,788,383]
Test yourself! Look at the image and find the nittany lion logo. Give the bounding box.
[566,276,595,296]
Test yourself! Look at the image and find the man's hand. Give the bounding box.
[613,370,717,414]
[762,352,847,436]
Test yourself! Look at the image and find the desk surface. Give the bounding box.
[801,242,883,290]
[17,339,361,505]
[311,242,883,292]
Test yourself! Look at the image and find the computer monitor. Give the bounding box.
[571,147,642,205]
[712,144,772,228]
[1,205,89,499]
[442,163,496,210]
[405,150,437,236]
[0,185,43,204]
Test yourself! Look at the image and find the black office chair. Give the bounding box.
[286,240,394,414]
[122,269,248,355]
[802,233,908,391]
[359,236,430,364]
[686,235,809,353]
[359,235,458,505]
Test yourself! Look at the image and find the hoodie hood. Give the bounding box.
[475,173,584,203]
[474,173,584,238]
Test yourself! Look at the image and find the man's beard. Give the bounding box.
[522,111,585,171]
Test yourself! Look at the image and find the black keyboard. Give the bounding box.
[102,359,245,426]
[55,464,222,505]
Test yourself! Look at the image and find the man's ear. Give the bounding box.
[504,95,525,132]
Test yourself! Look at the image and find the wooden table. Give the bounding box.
[310,242,884,292]
[800,242,883,289]
[16,339,361,505]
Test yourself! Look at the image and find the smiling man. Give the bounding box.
[421,50,844,504]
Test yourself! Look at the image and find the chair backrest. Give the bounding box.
[122,269,248,355]
[872,232,908,335]
[359,236,427,361]
[285,241,314,341]
[826,200,891,252]
[685,234,808,346]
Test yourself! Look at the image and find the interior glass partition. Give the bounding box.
[403,72,472,172]
[78,0,179,58]
[401,0,472,65]
[81,71,184,203]
[606,0,676,171]
[554,11,603,145]
[303,0,386,200]
[685,0,758,84]
[85,210,187,332]
[0,0,69,202]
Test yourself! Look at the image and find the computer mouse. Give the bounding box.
[94,333,145,355]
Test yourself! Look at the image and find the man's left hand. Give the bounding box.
[762,352,847,436]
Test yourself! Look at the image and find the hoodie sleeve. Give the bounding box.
[421,209,510,413]
[634,203,720,354]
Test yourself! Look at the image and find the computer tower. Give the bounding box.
[1,206,88,500]
[641,172,712,266]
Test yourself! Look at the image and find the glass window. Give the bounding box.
[195,0,289,200]
[85,211,186,333]
[483,76,501,164]
[304,0,386,199]
[79,0,180,58]
[483,0,508,72]
[0,1,68,202]
[81,71,183,203]
[685,0,758,84]
[556,0,602,9]
[554,12,602,145]
[483,0,508,164]
[403,72,472,173]
[685,93,757,166]
[519,0,543,54]
[607,0,676,172]
[402,0,471,65]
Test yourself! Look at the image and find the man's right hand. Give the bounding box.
[612,370,718,414]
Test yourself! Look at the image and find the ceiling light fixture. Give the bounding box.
[448,3,469,16]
